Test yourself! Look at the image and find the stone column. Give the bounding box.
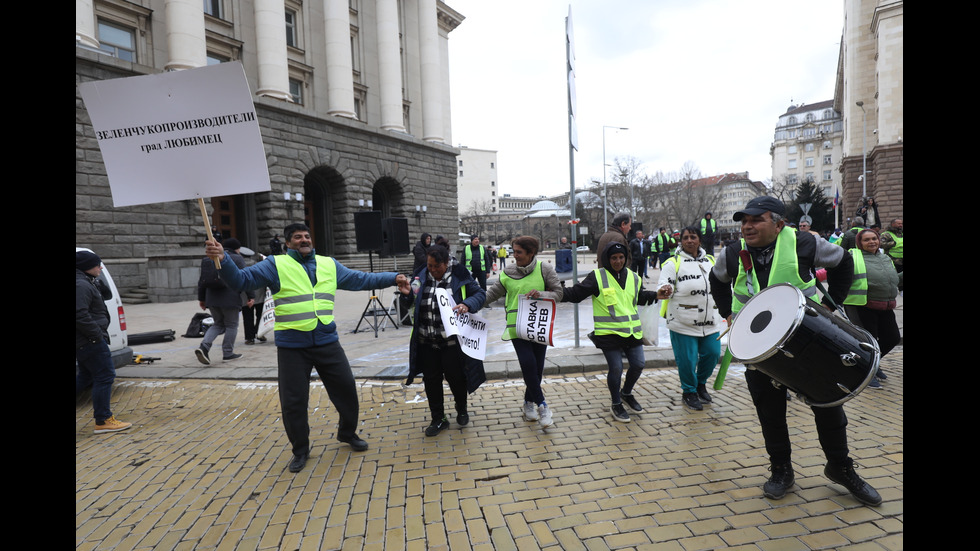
[418,0,443,142]
[76,0,99,49]
[254,0,291,100]
[164,0,206,70]
[324,0,356,118]
[376,0,406,132]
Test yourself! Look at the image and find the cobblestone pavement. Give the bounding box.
[76,349,903,550]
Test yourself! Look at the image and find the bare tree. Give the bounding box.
[460,199,495,239]
[653,162,723,230]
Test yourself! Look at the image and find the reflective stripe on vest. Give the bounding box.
[592,268,642,338]
[732,227,814,314]
[464,245,486,271]
[499,262,545,340]
[700,218,716,234]
[273,255,336,331]
[844,248,868,305]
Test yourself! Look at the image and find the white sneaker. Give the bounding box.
[523,401,539,421]
[538,404,554,427]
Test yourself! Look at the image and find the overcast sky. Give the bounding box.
[447,0,843,198]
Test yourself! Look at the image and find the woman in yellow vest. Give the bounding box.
[656,226,722,411]
[483,236,563,427]
[843,229,902,387]
[561,242,668,422]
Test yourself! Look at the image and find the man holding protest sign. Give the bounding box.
[205,223,411,472]
[404,246,487,437]
[482,236,563,427]
[561,242,668,423]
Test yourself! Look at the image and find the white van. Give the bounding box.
[76,247,133,369]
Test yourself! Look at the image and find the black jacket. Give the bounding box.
[76,269,110,349]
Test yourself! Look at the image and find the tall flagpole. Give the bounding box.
[566,5,580,348]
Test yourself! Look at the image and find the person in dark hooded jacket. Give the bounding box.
[412,233,432,276]
[561,242,667,423]
[76,250,132,434]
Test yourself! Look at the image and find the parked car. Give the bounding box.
[76,247,133,369]
[576,245,590,252]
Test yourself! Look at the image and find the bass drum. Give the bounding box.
[727,283,880,407]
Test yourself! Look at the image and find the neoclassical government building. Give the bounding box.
[76,0,464,301]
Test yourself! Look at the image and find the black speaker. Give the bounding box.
[381,217,411,256]
[354,211,383,252]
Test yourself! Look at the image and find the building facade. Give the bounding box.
[836,0,903,226]
[455,146,498,217]
[76,0,464,301]
[770,100,844,198]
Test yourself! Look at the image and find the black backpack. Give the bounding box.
[183,313,213,338]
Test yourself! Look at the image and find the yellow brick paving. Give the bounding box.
[77,351,903,550]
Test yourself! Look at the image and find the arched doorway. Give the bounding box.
[371,176,404,219]
[304,166,345,256]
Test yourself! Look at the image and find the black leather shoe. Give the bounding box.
[763,462,795,499]
[338,435,369,452]
[456,412,469,426]
[425,417,450,436]
[696,384,712,403]
[288,452,308,473]
[825,459,882,506]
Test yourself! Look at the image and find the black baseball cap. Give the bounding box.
[733,196,786,221]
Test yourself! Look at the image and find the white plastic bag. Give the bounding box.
[638,304,659,346]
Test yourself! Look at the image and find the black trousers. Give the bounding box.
[277,342,359,455]
[418,343,468,422]
[745,369,849,466]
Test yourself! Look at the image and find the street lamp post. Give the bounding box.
[856,101,867,198]
[602,125,628,230]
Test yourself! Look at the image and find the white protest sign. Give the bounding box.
[516,295,557,346]
[78,61,271,207]
[256,288,276,338]
[435,288,488,361]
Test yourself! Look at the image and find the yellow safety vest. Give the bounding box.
[499,262,545,340]
[732,227,813,314]
[592,268,642,338]
[843,248,868,305]
[273,255,336,331]
[464,245,487,271]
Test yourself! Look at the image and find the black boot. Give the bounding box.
[763,462,795,499]
[824,458,882,506]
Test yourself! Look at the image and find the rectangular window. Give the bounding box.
[805,158,815,167]
[788,159,797,169]
[97,20,136,62]
[203,0,222,18]
[823,155,832,165]
[285,9,297,48]
[823,170,832,181]
[289,78,303,105]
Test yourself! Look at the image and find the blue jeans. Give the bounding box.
[76,340,116,422]
[668,330,720,393]
[601,344,645,404]
[512,339,547,405]
[201,306,241,357]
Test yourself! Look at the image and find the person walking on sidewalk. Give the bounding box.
[195,238,251,364]
[657,226,722,411]
[561,242,667,423]
[404,245,487,436]
[205,223,411,472]
[709,196,882,506]
[482,236,563,427]
[76,250,132,434]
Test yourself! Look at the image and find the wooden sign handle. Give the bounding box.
[198,198,221,269]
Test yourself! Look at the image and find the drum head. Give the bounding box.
[728,284,805,363]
